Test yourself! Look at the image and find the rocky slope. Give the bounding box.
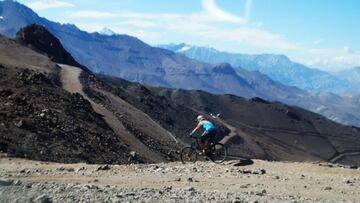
[148,87,360,165]
[0,35,138,164]
[0,155,359,202]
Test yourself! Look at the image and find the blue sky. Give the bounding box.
[17,0,360,71]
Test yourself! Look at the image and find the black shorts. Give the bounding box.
[200,130,217,143]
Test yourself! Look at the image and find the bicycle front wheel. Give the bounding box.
[180,146,198,164]
[209,143,227,163]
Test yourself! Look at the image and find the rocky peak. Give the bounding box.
[211,63,237,75]
[15,24,83,68]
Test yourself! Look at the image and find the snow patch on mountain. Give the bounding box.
[178,44,192,52]
[98,27,116,36]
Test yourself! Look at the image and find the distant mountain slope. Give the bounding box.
[2,1,360,127]
[158,43,356,93]
[336,67,360,87]
[0,1,308,100]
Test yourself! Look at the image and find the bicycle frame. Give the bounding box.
[190,136,214,151]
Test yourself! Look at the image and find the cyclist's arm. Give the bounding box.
[190,122,203,136]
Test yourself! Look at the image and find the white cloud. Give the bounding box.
[69,0,250,25]
[305,50,360,71]
[26,0,74,10]
[68,1,299,52]
[198,27,298,50]
[201,0,246,24]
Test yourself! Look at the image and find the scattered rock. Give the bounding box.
[56,166,74,172]
[232,198,243,203]
[238,168,266,175]
[25,182,33,188]
[13,180,22,185]
[97,165,111,171]
[324,186,332,190]
[349,165,358,169]
[185,187,195,191]
[82,184,98,190]
[77,167,86,172]
[130,151,137,158]
[14,119,25,128]
[344,179,353,184]
[34,194,52,203]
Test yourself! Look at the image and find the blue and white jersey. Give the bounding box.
[198,120,216,131]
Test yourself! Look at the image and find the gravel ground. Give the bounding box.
[1,154,359,203]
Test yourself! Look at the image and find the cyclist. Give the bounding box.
[189,115,217,155]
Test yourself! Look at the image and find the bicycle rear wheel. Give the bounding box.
[180,147,198,164]
[209,143,227,163]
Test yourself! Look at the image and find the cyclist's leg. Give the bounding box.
[200,131,209,144]
[200,131,209,154]
[205,130,217,156]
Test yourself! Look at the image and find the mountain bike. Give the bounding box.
[180,136,227,164]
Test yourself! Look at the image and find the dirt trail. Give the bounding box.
[330,151,360,163]
[59,64,164,163]
[1,155,359,202]
[95,88,181,144]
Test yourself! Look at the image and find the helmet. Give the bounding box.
[196,115,204,122]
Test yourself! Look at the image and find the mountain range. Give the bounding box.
[1,0,360,127]
[1,23,360,166]
[336,67,360,88]
[158,43,358,93]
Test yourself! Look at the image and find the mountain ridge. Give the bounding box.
[158,43,357,93]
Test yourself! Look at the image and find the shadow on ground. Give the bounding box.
[233,159,254,166]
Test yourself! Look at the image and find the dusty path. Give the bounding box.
[59,64,164,163]
[330,151,360,163]
[95,88,181,144]
[0,155,359,202]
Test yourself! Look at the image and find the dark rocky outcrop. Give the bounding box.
[15,24,84,68]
